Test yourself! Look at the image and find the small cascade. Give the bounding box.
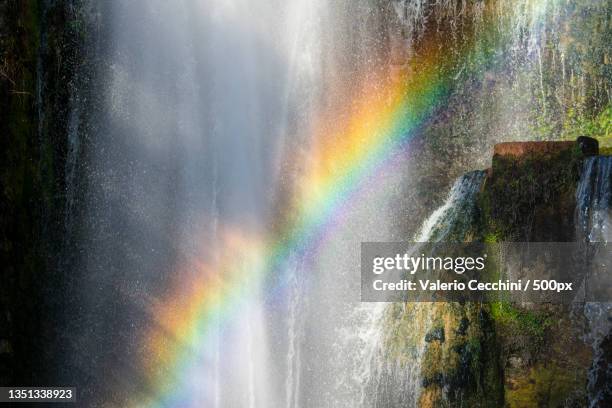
[361,170,487,407]
[577,157,612,242]
[416,170,486,243]
[360,302,433,408]
[576,156,612,407]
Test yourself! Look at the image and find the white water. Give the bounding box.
[357,170,487,407]
[415,171,486,243]
[290,162,412,408]
[576,157,612,407]
[69,0,325,405]
[285,256,303,408]
[68,0,409,406]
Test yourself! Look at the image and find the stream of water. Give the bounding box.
[576,157,612,407]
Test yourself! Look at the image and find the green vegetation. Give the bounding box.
[560,104,612,147]
[506,363,587,408]
[482,232,501,243]
[417,303,504,408]
[490,302,551,342]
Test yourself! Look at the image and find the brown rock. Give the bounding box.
[493,141,575,158]
[493,137,599,159]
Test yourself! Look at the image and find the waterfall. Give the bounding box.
[576,156,612,407]
[55,0,609,405]
[415,171,487,243]
[65,0,403,406]
[577,157,612,243]
[360,170,487,407]
[67,0,326,405]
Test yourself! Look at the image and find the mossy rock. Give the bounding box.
[493,303,592,408]
[600,147,612,156]
[478,143,584,241]
[412,139,597,407]
[418,303,504,408]
[425,326,446,343]
[505,363,588,408]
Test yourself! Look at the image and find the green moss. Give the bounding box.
[482,232,501,243]
[600,147,612,155]
[417,304,504,407]
[505,363,587,407]
[490,302,551,342]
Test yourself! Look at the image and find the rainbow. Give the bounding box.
[133,3,505,406]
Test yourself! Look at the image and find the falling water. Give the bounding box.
[576,156,612,407]
[577,157,612,243]
[285,272,299,408]
[416,171,487,243]
[64,0,403,406]
[289,145,412,408]
[65,0,327,405]
[359,170,487,407]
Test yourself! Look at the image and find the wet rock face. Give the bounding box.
[0,1,40,387]
[1,0,81,388]
[416,138,602,407]
[425,326,445,343]
[589,333,612,407]
[418,303,504,408]
[493,141,576,158]
[476,138,598,407]
[455,317,469,336]
[484,142,584,241]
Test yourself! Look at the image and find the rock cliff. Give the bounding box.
[416,137,609,407]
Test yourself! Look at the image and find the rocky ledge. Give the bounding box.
[493,136,599,160]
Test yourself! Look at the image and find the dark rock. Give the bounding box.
[455,317,470,335]
[425,326,445,343]
[451,342,476,388]
[422,372,444,388]
[577,136,599,156]
[484,144,582,241]
[588,332,612,407]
